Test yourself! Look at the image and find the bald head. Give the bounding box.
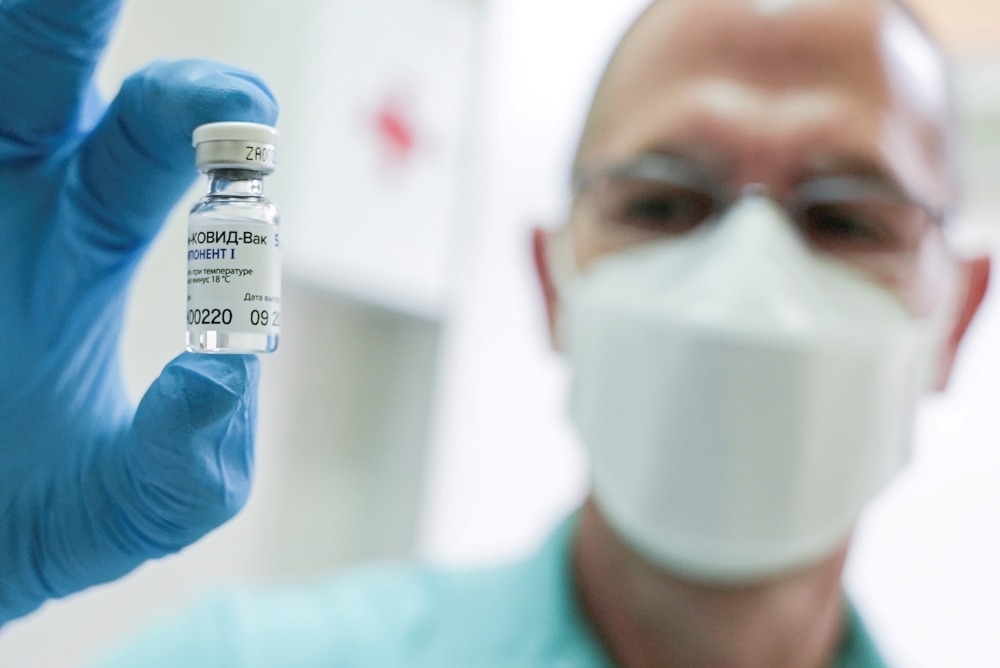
[575,0,957,206]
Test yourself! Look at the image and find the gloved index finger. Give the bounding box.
[0,0,123,160]
[39,59,278,310]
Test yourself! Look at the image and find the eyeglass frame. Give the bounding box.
[571,152,950,231]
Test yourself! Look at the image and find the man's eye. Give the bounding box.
[612,190,714,234]
[802,204,893,251]
[623,195,685,221]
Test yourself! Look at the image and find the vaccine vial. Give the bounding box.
[187,122,281,353]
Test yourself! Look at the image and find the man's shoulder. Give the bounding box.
[219,559,537,663]
[225,552,602,665]
[96,530,610,668]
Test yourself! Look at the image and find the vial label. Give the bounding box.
[187,219,281,337]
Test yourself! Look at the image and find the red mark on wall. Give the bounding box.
[377,106,414,154]
[371,95,417,165]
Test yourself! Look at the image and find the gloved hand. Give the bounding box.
[0,0,278,626]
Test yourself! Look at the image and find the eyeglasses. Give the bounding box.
[572,154,945,280]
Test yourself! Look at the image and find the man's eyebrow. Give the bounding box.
[572,147,726,194]
[798,157,906,195]
[574,144,725,174]
[641,145,731,174]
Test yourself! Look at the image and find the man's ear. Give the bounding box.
[532,227,560,348]
[937,255,991,390]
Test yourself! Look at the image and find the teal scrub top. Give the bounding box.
[93,518,885,668]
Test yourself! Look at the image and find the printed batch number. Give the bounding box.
[246,145,276,164]
[187,308,281,327]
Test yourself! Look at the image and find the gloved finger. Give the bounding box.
[0,0,122,159]
[49,60,278,291]
[0,353,258,624]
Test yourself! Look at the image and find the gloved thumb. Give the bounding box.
[108,352,259,553]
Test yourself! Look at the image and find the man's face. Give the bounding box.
[543,0,992,584]
[566,0,961,317]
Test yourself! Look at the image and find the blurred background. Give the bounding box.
[1,0,999,665]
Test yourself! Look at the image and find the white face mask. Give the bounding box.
[559,195,948,582]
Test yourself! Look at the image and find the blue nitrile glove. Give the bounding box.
[0,0,278,626]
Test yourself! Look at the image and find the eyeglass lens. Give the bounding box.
[587,171,933,281]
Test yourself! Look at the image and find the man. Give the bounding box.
[0,0,989,667]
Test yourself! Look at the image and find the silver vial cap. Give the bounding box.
[192,121,278,174]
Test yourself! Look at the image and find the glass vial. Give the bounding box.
[187,122,281,353]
